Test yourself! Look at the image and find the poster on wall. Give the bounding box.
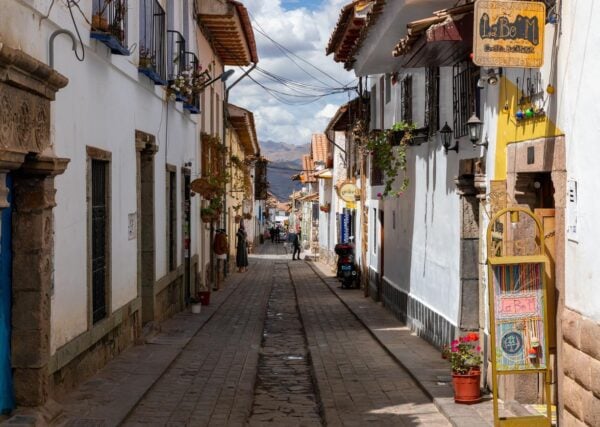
[473,0,546,68]
[492,262,547,370]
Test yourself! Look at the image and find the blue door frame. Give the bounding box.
[0,173,15,412]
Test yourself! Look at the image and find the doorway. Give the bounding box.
[138,144,156,325]
[0,173,14,412]
[379,209,384,302]
[182,171,191,302]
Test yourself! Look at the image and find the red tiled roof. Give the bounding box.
[392,3,473,65]
[197,0,258,65]
[326,0,387,70]
[301,154,316,183]
[311,134,330,164]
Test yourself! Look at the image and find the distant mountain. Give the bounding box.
[261,141,309,201]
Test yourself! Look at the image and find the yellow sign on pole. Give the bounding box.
[473,0,546,68]
[337,181,358,203]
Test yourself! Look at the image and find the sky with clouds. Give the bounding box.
[228,0,357,145]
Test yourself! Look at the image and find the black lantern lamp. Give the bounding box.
[439,122,458,153]
[467,113,487,149]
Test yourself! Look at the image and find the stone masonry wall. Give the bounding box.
[561,308,600,426]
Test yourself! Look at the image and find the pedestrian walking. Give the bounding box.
[291,230,301,260]
[236,222,249,272]
[213,229,228,290]
[270,225,275,243]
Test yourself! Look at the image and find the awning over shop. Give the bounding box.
[392,3,473,68]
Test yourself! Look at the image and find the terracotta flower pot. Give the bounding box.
[452,369,482,404]
[92,14,108,32]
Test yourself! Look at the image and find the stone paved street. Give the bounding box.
[47,242,449,426]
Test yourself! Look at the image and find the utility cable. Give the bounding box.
[66,0,85,61]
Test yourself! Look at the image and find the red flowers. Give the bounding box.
[443,332,483,374]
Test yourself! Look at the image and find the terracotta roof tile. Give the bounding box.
[311,133,330,164]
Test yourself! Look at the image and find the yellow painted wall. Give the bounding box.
[494,76,564,179]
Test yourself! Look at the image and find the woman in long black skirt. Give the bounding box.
[236,222,248,272]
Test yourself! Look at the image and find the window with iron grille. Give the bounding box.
[167,30,186,83]
[379,76,384,129]
[167,169,177,271]
[139,0,166,84]
[91,0,129,52]
[369,85,377,131]
[452,61,480,138]
[385,73,392,104]
[91,159,109,324]
[370,155,383,186]
[401,75,413,123]
[425,67,440,136]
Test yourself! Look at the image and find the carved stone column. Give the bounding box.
[10,155,68,406]
[455,159,482,332]
[0,43,69,406]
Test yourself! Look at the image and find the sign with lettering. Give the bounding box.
[473,1,546,68]
[492,262,546,370]
[337,181,358,202]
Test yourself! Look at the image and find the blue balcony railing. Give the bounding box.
[90,0,129,55]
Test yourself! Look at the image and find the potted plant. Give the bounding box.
[365,128,409,198]
[443,332,483,404]
[138,47,155,69]
[388,121,416,146]
[320,203,330,213]
[243,212,252,220]
[200,207,216,223]
[189,295,201,314]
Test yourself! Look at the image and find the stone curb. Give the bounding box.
[306,260,495,427]
[3,272,247,427]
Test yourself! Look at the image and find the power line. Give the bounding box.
[249,11,353,88]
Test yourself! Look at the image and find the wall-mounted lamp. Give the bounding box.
[439,122,459,153]
[486,68,502,85]
[196,69,236,91]
[467,113,487,149]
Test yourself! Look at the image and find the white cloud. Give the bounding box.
[316,103,339,119]
[228,0,356,145]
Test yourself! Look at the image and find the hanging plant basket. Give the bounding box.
[243,213,252,220]
[191,177,220,199]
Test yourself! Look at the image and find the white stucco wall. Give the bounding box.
[366,66,484,326]
[2,0,200,352]
[559,1,600,322]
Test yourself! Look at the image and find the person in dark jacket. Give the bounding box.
[236,222,248,272]
[291,228,301,260]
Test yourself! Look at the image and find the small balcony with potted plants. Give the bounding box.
[90,0,129,55]
[138,0,167,85]
[166,31,205,114]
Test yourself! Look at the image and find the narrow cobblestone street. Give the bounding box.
[51,242,449,426]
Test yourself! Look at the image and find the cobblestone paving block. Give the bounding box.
[248,262,322,426]
[288,261,450,426]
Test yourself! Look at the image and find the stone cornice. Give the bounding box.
[0,43,68,100]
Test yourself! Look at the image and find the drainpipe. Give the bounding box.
[221,62,257,275]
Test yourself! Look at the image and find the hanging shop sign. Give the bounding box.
[337,181,358,203]
[473,0,546,68]
[486,207,552,426]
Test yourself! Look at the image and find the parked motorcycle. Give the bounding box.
[334,239,359,289]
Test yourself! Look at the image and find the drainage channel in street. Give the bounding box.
[248,262,323,426]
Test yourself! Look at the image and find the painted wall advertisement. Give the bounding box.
[473,0,546,68]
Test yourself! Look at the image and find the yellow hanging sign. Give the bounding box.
[473,0,546,68]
